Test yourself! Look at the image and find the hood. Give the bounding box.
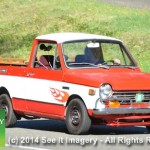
[64,69,150,91]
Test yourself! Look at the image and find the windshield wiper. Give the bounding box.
[97,64,109,69]
[68,62,109,69]
[109,65,136,69]
[123,66,136,69]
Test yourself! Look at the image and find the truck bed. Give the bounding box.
[0,58,27,67]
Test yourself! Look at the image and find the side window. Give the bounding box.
[121,46,134,65]
[34,42,61,70]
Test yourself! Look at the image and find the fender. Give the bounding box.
[0,87,10,99]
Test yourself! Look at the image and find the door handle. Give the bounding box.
[27,73,34,77]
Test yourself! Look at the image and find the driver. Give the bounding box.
[84,46,104,64]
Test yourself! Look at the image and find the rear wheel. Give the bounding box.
[0,94,17,127]
[146,126,150,133]
[65,98,91,135]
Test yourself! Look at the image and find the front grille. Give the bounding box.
[113,91,150,104]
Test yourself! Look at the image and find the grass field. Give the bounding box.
[0,0,150,72]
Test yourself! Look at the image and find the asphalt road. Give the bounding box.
[5,119,150,150]
[100,0,150,10]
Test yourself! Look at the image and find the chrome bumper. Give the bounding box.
[93,108,150,115]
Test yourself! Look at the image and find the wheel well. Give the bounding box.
[0,87,21,119]
[0,87,10,97]
[65,94,87,117]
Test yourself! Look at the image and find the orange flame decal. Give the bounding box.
[50,88,69,103]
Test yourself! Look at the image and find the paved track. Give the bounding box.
[101,0,150,10]
[6,119,150,150]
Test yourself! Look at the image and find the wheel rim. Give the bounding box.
[71,106,81,126]
[1,103,9,119]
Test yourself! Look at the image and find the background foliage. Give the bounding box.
[0,0,149,72]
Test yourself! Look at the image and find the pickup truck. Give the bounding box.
[0,32,150,135]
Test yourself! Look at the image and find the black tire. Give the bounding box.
[65,98,91,135]
[146,126,150,133]
[0,94,17,127]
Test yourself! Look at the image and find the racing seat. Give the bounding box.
[75,55,86,63]
[43,55,54,67]
[39,55,53,69]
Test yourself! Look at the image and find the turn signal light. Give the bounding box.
[89,89,95,96]
[109,101,120,108]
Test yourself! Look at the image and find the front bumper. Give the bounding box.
[93,108,150,115]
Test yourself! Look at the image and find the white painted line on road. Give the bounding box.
[6,144,52,150]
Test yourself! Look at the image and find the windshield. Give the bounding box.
[63,40,136,68]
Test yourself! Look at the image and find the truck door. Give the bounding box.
[26,42,65,117]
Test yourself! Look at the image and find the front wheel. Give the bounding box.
[65,98,91,135]
[0,94,17,127]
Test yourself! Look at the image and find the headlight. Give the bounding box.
[99,84,113,100]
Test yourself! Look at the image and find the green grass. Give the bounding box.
[0,0,150,72]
